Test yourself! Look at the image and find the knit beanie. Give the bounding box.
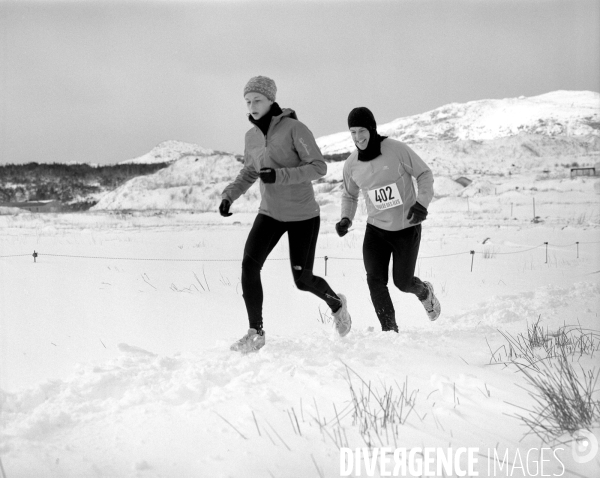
[243,76,277,102]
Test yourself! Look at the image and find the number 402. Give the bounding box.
[375,186,395,202]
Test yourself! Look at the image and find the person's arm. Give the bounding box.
[340,158,360,223]
[221,148,259,204]
[273,122,327,184]
[401,144,434,208]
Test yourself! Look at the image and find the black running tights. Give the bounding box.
[363,223,427,331]
[242,214,341,331]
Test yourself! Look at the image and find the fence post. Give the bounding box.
[33,250,38,263]
[544,242,548,263]
[470,250,475,272]
[324,256,328,276]
[576,242,579,259]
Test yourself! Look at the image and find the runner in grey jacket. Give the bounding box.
[336,107,441,331]
[221,76,351,353]
[222,106,325,222]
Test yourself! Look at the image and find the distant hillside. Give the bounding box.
[0,140,230,210]
[0,162,171,210]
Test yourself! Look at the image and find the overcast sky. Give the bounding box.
[1,0,598,165]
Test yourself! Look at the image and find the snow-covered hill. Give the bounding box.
[317,90,600,155]
[413,133,599,176]
[119,140,214,164]
[93,153,259,212]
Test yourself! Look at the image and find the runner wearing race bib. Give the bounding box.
[335,107,441,331]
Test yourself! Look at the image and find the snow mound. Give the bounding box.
[92,154,260,211]
[448,281,600,329]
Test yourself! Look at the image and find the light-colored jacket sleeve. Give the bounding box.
[221,149,259,203]
[401,144,434,208]
[275,122,327,185]
[341,158,359,221]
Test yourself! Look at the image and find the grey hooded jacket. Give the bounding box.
[222,108,326,222]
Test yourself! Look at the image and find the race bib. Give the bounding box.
[367,182,403,210]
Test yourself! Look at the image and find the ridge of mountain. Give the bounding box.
[119,140,215,165]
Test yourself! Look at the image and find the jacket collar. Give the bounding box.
[249,103,297,136]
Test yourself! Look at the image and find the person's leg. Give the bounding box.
[389,225,428,300]
[363,224,397,331]
[286,216,341,311]
[241,214,286,331]
[389,225,441,321]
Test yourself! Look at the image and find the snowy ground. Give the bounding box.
[1,178,600,477]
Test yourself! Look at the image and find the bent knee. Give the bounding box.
[242,254,262,274]
[366,273,387,288]
[393,278,416,294]
[293,266,313,291]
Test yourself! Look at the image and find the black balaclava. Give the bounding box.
[347,107,387,161]
[249,102,283,137]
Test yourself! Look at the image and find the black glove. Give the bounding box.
[335,217,352,237]
[407,202,428,224]
[219,199,232,217]
[259,167,276,184]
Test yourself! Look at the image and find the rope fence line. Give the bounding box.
[1,240,598,274]
[420,251,473,259]
[40,253,246,262]
[489,245,543,255]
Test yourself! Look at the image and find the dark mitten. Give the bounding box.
[219,199,232,217]
[407,202,428,224]
[259,168,276,184]
[335,217,352,237]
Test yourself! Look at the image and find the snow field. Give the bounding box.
[1,208,599,477]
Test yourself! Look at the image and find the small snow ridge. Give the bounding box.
[117,343,157,357]
[447,282,599,328]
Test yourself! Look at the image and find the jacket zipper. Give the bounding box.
[262,116,278,168]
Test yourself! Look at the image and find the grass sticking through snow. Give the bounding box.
[489,319,600,444]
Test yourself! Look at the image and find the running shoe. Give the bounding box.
[230,328,266,353]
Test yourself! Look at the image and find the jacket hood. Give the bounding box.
[277,107,298,121]
[263,108,297,133]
